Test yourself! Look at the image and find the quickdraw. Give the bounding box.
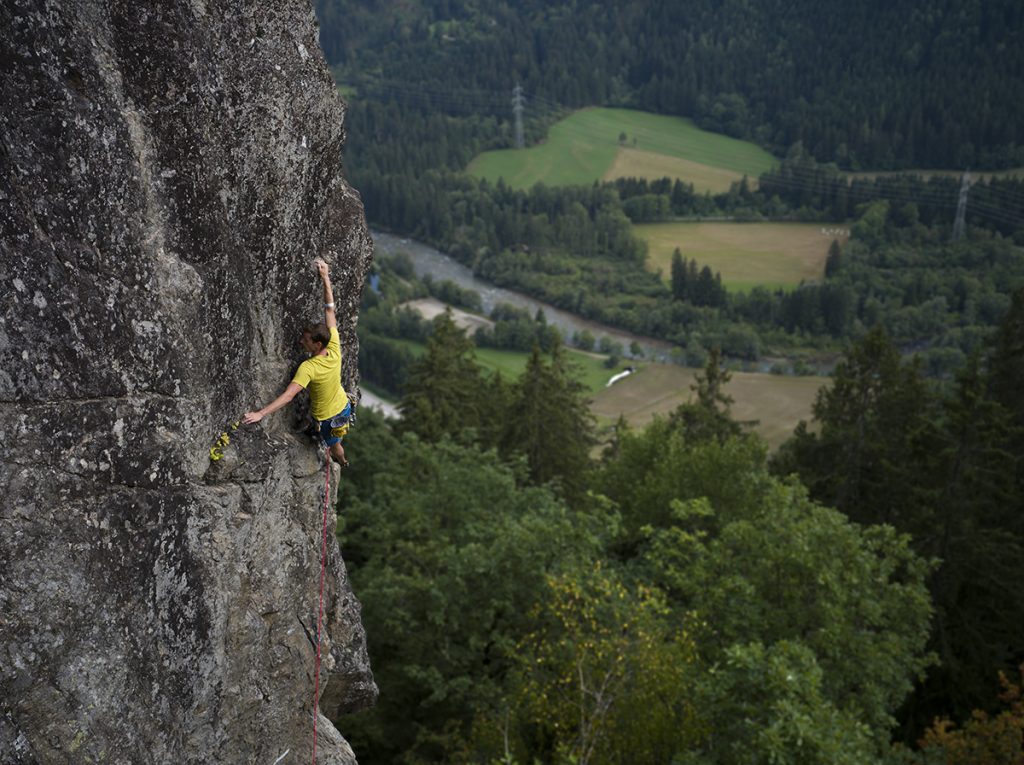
[209,421,240,461]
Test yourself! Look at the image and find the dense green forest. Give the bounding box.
[316,0,1024,170]
[336,288,1024,764]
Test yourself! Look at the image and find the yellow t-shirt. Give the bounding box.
[291,326,349,421]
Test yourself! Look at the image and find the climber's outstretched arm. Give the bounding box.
[314,257,337,329]
[242,382,303,424]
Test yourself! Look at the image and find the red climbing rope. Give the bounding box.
[312,449,331,764]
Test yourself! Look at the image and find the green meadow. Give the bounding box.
[390,338,625,394]
[636,221,848,292]
[468,107,778,193]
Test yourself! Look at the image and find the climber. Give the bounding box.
[242,257,352,467]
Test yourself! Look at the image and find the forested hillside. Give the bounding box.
[317,0,1024,169]
[335,293,1024,764]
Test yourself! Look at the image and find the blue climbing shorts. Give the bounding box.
[318,402,353,447]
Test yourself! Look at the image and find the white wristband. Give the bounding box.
[324,302,335,308]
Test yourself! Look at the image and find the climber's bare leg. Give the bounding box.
[329,441,347,467]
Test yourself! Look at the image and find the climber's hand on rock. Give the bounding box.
[242,411,263,425]
[313,257,329,281]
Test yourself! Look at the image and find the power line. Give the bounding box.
[954,170,970,240]
[752,172,1023,228]
[512,83,526,149]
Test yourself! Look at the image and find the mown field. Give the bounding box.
[604,148,755,194]
[590,362,826,450]
[467,107,778,194]
[636,221,848,292]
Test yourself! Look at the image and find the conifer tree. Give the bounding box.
[694,346,733,413]
[772,327,937,529]
[669,347,742,443]
[398,309,486,442]
[989,288,1024,431]
[912,352,1024,728]
[686,258,699,299]
[772,325,1024,732]
[670,248,687,301]
[696,265,717,307]
[501,340,595,503]
[824,239,843,277]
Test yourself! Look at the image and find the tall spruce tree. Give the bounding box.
[772,324,1024,735]
[670,248,687,301]
[986,288,1024,541]
[903,352,1024,732]
[696,265,717,307]
[500,341,595,503]
[824,239,843,277]
[398,309,487,442]
[771,327,938,529]
[989,288,1024,434]
[669,347,742,444]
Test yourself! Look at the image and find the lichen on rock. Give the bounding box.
[0,1,376,762]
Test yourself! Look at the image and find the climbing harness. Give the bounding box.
[311,447,331,764]
[318,401,356,446]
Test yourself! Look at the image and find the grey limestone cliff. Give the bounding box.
[0,0,376,762]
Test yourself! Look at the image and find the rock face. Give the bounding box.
[0,1,376,762]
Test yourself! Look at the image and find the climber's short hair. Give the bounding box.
[303,322,331,349]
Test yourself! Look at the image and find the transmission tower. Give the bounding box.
[512,83,525,149]
[953,169,971,240]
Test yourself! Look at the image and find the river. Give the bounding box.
[371,232,673,362]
